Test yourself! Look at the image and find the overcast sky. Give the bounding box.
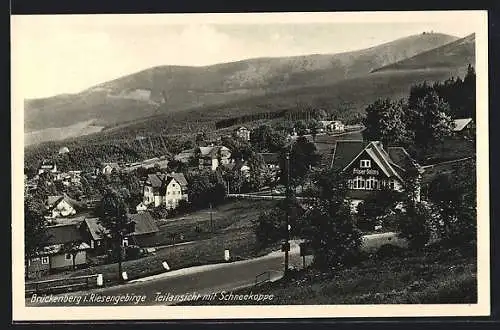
[12,12,481,99]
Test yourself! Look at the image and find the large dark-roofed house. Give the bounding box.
[331,140,422,212]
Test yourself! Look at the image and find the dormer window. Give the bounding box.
[360,160,371,168]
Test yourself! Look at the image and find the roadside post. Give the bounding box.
[299,241,312,269]
[96,274,103,287]
[162,261,170,271]
[121,271,128,281]
[224,249,230,261]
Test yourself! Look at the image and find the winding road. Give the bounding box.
[26,241,312,306]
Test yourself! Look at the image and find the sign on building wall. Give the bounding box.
[352,168,380,176]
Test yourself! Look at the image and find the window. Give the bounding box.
[347,179,353,189]
[360,160,371,168]
[41,256,49,265]
[65,253,72,260]
[352,176,366,190]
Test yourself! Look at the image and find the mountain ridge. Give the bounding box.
[24,32,458,135]
[372,33,475,73]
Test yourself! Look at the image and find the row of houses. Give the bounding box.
[232,120,346,142]
[27,212,160,277]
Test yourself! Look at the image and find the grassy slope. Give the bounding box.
[183,245,477,305]
[25,33,457,132]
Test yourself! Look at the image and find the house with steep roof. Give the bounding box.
[126,212,160,247]
[45,195,79,218]
[81,213,160,250]
[27,223,91,276]
[234,126,251,141]
[452,118,475,139]
[196,145,231,171]
[331,140,423,212]
[142,172,189,209]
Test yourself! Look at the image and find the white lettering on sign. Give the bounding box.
[353,168,379,175]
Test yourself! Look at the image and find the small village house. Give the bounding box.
[68,170,82,184]
[234,126,251,141]
[331,140,422,213]
[136,201,148,213]
[142,172,189,209]
[26,223,90,277]
[174,148,196,164]
[452,118,475,139]
[101,162,121,175]
[58,146,70,155]
[196,145,231,171]
[125,212,160,247]
[258,152,281,182]
[320,120,345,133]
[38,159,58,175]
[81,212,160,251]
[259,152,280,171]
[220,159,251,179]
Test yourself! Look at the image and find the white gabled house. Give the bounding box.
[142,172,189,209]
[45,195,78,218]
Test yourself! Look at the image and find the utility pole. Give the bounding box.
[118,231,123,283]
[284,151,291,276]
[209,202,213,233]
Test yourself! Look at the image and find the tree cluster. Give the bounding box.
[362,65,475,160]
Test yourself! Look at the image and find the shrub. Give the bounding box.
[254,207,287,248]
[398,202,435,249]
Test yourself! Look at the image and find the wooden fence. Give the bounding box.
[254,271,271,286]
[25,274,100,296]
